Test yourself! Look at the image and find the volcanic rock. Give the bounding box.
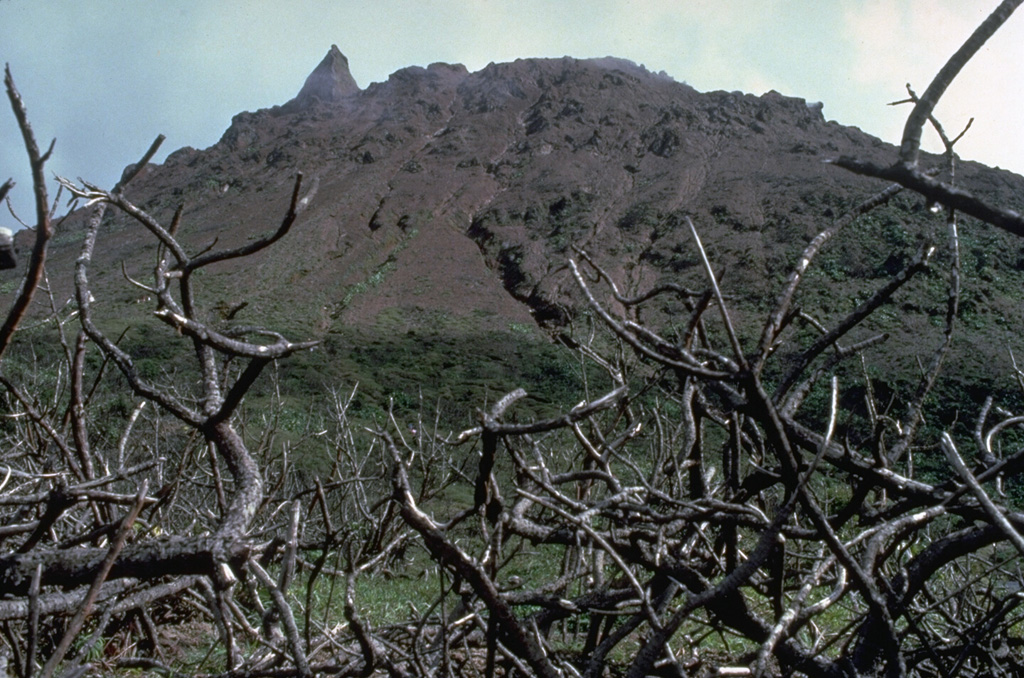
[11,51,1024,407]
[289,45,360,107]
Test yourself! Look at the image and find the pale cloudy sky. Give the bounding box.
[1,1,1021,225]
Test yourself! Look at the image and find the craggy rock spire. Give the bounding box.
[292,45,360,106]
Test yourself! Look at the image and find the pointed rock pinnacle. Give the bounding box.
[294,45,360,106]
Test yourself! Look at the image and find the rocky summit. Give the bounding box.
[12,48,1024,408]
[289,45,361,108]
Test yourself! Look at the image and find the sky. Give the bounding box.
[1,1,1022,227]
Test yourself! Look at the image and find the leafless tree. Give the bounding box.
[0,64,405,678]
[381,2,1024,677]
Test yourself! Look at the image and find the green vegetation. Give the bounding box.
[280,320,588,427]
[6,11,1024,675]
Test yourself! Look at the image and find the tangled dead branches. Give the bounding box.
[0,2,1023,677]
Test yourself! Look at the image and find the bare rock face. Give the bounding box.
[291,45,360,106]
[19,51,1024,390]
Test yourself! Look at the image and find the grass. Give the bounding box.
[340,228,419,309]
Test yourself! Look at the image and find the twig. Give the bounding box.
[942,433,1024,557]
[37,481,148,678]
[0,67,54,362]
[685,217,746,370]
[248,558,313,678]
[897,0,1022,166]
[26,563,41,678]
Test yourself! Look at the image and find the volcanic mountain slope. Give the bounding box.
[13,47,1024,414]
